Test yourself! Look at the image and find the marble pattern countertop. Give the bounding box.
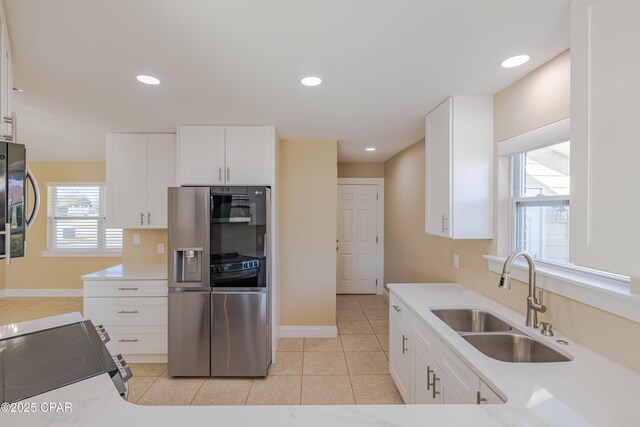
[4,283,640,426]
[81,264,168,281]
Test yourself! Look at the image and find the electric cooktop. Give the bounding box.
[0,322,109,403]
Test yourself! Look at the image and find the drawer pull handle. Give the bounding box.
[118,339,139,343]
[401,334,408,354]
[117,287,139,291]
[477,391,487,404]
[393,305,401,312]
[426,366,433,390]
[117,310,139,314]
[432,375,440,399]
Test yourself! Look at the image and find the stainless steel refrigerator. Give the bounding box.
[168,186,271,377]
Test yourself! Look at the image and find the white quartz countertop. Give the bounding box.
[81,264,167,281]
[4,284,640,426]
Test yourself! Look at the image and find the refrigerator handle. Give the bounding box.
[25,169,41,230]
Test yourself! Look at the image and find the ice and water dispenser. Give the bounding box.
[174,248,203,283]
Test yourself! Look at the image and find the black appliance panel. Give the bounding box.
[210,187,267,288]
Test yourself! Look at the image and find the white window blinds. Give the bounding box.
[47,184,122,252]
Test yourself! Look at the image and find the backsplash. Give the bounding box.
[123,229,168,264]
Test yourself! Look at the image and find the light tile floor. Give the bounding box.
[0,294,401,406]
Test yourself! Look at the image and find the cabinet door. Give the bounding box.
[413,342,439,404]
[147,134,176,228]
[425,98,452,237]
[389,310,411,403]
[177,126,225,185]
[224,126,272,185]
[440,372,468,404]
[570,0,640,277]
[0,16,11,137]
[479,380,504,404]
[106,134,148,228]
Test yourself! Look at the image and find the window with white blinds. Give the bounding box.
[47,184,122,252]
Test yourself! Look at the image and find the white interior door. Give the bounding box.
[337,184,378,294]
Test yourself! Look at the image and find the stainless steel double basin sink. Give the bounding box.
[431,309,572,363]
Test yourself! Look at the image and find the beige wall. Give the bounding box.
[5,162,123,290]
[279,140,337,326]
[123,229,168,264]
[338,162,385,178]
[384,50,640,373]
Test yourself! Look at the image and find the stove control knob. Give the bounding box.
[95,324,111,343]
[112,354,133,382]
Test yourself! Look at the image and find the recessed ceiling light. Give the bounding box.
[365,147,376,152]
[501,55,530,68]
[136,75,160,85]
[301,76,322,87]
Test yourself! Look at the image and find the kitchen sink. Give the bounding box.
[461,333,572,363]
[431,309,513,333]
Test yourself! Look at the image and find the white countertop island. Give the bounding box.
[4,283,640,426]
[81,264,168,281]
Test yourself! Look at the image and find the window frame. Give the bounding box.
[510,150,571,266]
[44,182,123,256]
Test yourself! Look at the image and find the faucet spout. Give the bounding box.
[498,251,546,328]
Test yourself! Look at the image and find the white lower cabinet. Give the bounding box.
[84,280,168,361]
[389,291,505,405]
[389,308,412,403]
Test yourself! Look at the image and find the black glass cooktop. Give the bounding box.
[0,322,107,403]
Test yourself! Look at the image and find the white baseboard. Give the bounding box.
[382,287,390,303]
[0,289,84,298]
[279,326,338,338]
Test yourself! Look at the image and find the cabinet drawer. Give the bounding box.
[104,325,167,355]
[84,280,167,297]
[389,294,413,326]
[85,297,167,326]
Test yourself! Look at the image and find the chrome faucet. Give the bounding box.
[499,251,546,328]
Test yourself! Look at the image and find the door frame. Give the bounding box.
[337,178,385,295]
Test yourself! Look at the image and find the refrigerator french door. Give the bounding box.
[168,186,271,377]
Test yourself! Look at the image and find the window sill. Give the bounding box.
[484,255,640,324]
[41,251,123,258]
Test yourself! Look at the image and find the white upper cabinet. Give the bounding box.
[224,126,272,185]
[177,126,225,185]
[147,134,177,228]
[571,0,640,277]
[0,11,13,137]
[425,96,493,239]
[177,125,274,186]
[106,133,176,229]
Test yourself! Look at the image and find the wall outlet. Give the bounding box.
[157,243,165,254]
[132,234,141,245]
[453,254,460,269]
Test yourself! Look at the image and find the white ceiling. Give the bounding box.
[5,0,570,163]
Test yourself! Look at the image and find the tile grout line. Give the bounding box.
[244,379,254,406]
[134,374,161,404]
[188,378,206,405]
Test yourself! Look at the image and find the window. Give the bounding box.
[47,183,122,253]
[511,141,570,265]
